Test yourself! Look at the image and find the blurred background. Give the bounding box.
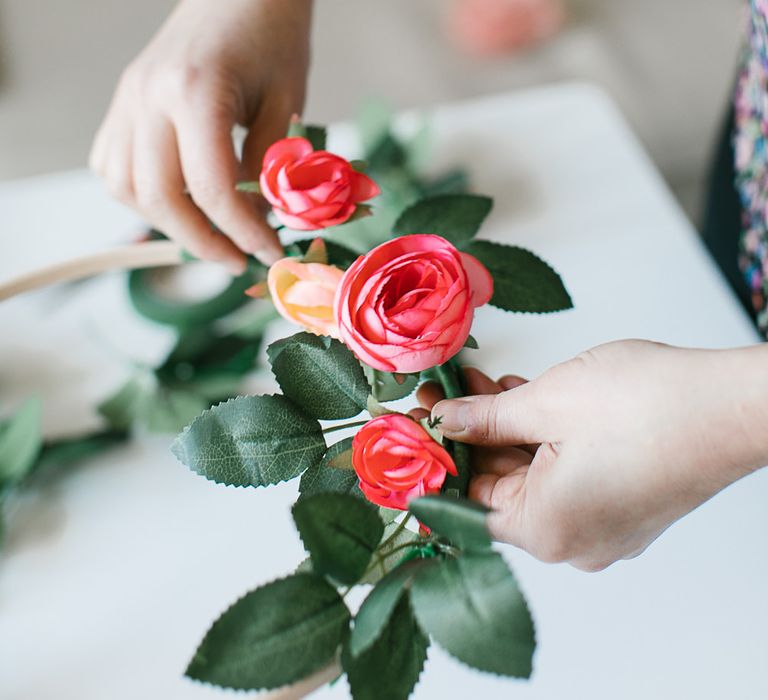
[0,0,744,223]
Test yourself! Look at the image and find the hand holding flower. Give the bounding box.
[420,341,768,571]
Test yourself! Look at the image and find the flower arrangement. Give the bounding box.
[170,116,573,698]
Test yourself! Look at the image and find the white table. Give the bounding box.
[1,83,766,700]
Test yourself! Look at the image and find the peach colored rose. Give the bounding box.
[265,257,344,338]
[259,137,380,230]
[334,234,493,373]
[448,0,565,57]
[352,414,457,510]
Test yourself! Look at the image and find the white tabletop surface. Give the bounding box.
[1,83,766,700]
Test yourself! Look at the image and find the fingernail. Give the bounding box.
[253,246,283,266]
[227,259,247,276]
[432,398,474,434]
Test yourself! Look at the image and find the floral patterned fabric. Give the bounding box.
[734,0,768,335]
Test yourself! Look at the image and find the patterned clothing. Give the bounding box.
[734,0,768,335]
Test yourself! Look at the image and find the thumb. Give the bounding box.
[432,383,545,446]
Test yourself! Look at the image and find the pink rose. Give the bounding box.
[259,137,380,230]
[352,414,457,510]
[265,257,344,338]
[334,234,493,373]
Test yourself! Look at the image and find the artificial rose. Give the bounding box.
[334,234,494,373]
[352,414,457,510]
[259,137,380,230]
[265,257,344,338]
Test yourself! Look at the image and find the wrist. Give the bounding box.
[728,344,768,472]
[705,344,768,479]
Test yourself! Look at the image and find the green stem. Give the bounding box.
[362,537,433,580]
[434,361,464,399]
[322,419,369,435]
[379,513,412,551]
[435,359,472,497]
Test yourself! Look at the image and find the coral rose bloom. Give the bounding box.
[259,137,380,230]
[352,414,457,510]
[334,234,493,373]
[266,257,344,338]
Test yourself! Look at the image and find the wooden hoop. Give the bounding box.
[0,240,184,302]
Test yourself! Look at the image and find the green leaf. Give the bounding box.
[293,239,360,269]
[350,558,434,657]
[171,395,325,487]
[0,397,43,487]
[463,334,479,350]
[299,437,361,500]
[268,333,369,420]
[287,118,306,139]
[410,552,535,677]
[305,125,327,151]
[357,100,395,154]
[363,366,419,403]
[366,133,408,174]
[292,493,384,585]
[98,378,146,430]
[34,429,128,473]
[420,169,470,197]
[409,496,491,551]
[343,204,374,225]
[360,520,421,585]
[343,593,428,700]
[157,327,262,388]
[393,194,493,247]
[186,572,350,690]
[463,240,572,313]
[142,387,209,434]
[232,302,280,340]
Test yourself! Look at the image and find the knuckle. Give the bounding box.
[117,61,145,96]
[467,395,502,441]
[157,64,208,101]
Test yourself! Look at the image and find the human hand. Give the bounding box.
[419,341,768,571]
[90,0,312,273]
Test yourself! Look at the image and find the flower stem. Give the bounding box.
[435,359,472,497]
[321,419,369,435]
[379,513,412,550]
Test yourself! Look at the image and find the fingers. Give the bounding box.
[240,98,295,182]
[469,472,527,547]
[499,375,528,390]
[417,367,506,411]
[175,106,283,265]
[90,108,135,206]
[463,367,506,395]
[432,381,546,446]
[132,118,246,272]
[472,445,532,476]
[416,382,444,412]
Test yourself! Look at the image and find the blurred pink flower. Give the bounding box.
[448,0,565,57]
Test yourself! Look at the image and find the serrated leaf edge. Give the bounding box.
[185,572,348,691]
[170,394,325,489]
